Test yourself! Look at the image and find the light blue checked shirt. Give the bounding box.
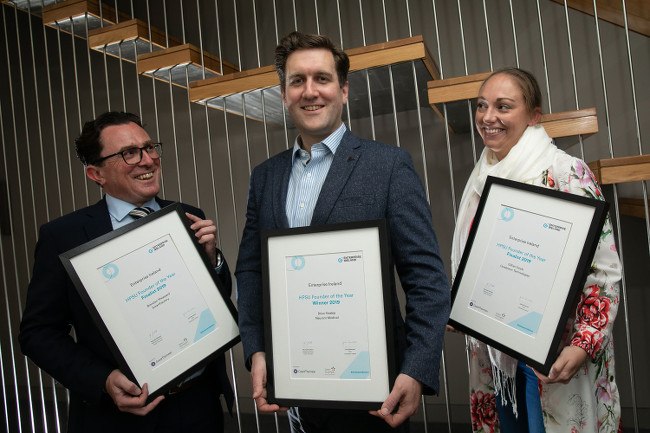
[286,123,347,228]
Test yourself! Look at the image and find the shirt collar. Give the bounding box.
[106,194,160,223]
[291,123,347,164]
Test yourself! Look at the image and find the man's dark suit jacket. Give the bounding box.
[235,130,450,394]
[19,197,233,432]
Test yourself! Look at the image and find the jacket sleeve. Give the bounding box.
[386,149,451,394]
[19,224,115,405]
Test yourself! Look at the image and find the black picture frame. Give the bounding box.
[60,203,240,399]
[449,176,608,375]
[261,219,397,410]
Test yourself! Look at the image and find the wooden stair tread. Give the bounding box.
[588,154,650,185]
[87,18,180,62]
[618,197,649,219]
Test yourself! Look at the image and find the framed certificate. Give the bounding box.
[449,176,608,375]
[262,220,397,410]
[60,203,240,398]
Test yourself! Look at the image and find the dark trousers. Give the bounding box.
[288,407,409,433]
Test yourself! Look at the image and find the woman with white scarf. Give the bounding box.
[452,68,621,433]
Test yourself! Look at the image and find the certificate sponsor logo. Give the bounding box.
[101,263,119,280]
[148,239,169,254]
[500,207,515,222]
[290,256,306,270]
[543,222,567,232]
[338,254,362,263]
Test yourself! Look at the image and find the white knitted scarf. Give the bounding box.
[451,125,561,415]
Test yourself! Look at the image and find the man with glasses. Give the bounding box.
[19,111,233,433]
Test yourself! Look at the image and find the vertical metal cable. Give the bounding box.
[55,20,75,213]
[430,4,454,430]
[291,0,297,30]
[481,0,493,71]
[3,7,32,432]
[145,0,165,198]
[117,41,127,111]
[99,2,111,110]
[272,0,279,43]
[314,0,320,34]
[232,0,242,71]
[354,0,373,139]
[335,0,352,134]
[404,0,431,425]
[508,0,519,67]
[84,15,97,120]
[380,0,400,147]
[590,2,639,431]
[619,0,649,256]
[560,0,585,158]
[456,0,477,163]
[23,4,52,431]
[167,69,182,201]
[534,0,551,112]
[160,0,182,202]
[70,20,91,207]
[180,0,186,43]
[0,45,16,433]
[41,0,63,216]
[251,0,261,67]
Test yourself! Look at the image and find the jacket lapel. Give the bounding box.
[273,150,293,229]
[310,131,361,226]
[82,198,113,241]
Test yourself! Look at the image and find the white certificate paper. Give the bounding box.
[468,206,572,336]
[285,251,370,380]
[99,234,217,370]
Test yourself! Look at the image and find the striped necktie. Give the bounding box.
[128,206,154,220]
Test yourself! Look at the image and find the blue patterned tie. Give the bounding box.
[128,207,154,219]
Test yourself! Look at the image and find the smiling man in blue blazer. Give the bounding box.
[19,111,233,433]
[235,31,450,432]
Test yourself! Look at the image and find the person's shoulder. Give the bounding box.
[551,149,590,176]
[40,200,105,232]
[344,132,405,157]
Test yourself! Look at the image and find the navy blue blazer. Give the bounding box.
[19,197,233,431]
[235,130,450,393]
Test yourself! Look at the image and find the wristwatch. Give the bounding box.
[215,248,224,270]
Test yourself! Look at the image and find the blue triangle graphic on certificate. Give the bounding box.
[194,309,217,342]
[340,351,370,379]
[508,312,542,336]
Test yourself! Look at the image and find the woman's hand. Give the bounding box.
[534,346,588,384]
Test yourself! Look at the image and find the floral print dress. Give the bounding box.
[467,152,622,433]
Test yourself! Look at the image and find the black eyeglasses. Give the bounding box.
[92,142,163,165]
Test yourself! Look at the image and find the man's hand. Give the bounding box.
[186,213,218,267]
[105,369,164,415]
[370,373,422,427]
[251,352,287,413]
[534,346,588,384]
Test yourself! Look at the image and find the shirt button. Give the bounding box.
[306,172,312,178]
[299,202,305,208]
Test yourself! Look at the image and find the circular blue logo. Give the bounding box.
[291,256,305,270]
[338,257,343,263]
[500,207,515,222]
[101,263,119,280]
[543,223,549,228]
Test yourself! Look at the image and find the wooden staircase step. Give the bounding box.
[618,197,649,219]
[87,18,179,62]
[588,154,650,185]
[137,43,238,88]
[41,0,126,37]
[539,108,598,138]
